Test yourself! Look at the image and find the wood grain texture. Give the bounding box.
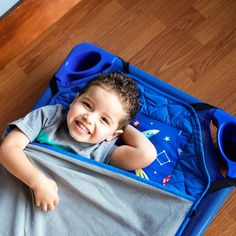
[0,0,235,235]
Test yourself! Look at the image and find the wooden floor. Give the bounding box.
[0,0,235,235]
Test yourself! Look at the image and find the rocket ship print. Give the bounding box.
[135,169,149,180]
[163,175,171,186]
[142,129,160,138]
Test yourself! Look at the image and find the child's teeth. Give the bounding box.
[79,123,89,133]
[80,124,86,130]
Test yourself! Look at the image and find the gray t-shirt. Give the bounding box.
[9,104,117,163]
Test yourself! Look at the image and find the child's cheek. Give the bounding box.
[93,125,102,139]
[72,104,82,115]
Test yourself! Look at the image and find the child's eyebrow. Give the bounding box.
[82,96,93,103]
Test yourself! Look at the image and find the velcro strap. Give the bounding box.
[210,178,236,191]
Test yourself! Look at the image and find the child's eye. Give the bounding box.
[101,117,110,125]
[83,102,92,110]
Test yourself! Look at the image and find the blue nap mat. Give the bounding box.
[44,73,208,200]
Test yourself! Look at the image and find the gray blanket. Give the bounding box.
[0,144,192,236]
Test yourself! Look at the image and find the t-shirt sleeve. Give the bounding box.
[90,137,118,163]
[104,144,118,164]
[7,104,65,142]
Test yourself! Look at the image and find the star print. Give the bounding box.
[164,136,170,142]
[133,120,140,127]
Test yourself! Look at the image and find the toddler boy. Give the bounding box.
[0,72,157,212]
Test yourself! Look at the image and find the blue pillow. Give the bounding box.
[130,113,190,186]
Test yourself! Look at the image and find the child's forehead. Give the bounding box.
[79,85,119,102]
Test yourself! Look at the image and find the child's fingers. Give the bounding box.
[42,203,48,212]
[36,200,40,207]
[54,197,59,206]
[36,201,57,211]
[47,203,55,211]
[33,183,59,211]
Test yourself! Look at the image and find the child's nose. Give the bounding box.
[83,113,96,124]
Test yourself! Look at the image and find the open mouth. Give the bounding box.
[75,120,90,135]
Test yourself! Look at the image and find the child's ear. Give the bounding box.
[106,130,123,141]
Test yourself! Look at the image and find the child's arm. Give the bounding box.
[0,128,59,211]
[110,125,157,170]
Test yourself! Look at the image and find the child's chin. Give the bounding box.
[73,136,89,143]
[70,130,104,144]
[70,132,88,143]
[72,135,96,144]
[75,137,104,144]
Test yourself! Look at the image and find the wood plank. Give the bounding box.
[0,0,82,70]
[190,0,236,44]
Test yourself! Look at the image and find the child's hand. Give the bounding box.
[0,129,59,212]
[32,176,59,212]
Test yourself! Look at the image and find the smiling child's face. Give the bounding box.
[66,85,125,144]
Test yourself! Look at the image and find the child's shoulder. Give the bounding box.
[37,104,66,114]
[40,103,65,110]
[33,104,67,123]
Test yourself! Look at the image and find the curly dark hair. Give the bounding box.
[79,72,140,129]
